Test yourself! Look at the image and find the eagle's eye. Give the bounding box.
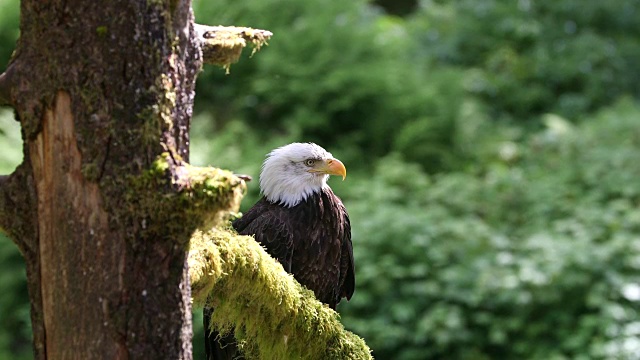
[304,159,316,167]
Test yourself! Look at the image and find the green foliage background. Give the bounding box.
[1,0,640,359]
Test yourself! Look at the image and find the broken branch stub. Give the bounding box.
[194,24,273,73]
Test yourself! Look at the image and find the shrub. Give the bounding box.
[410,0,640,122]
[339,99,640,359]
[192,0,477,168]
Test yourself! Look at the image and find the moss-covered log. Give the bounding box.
[189,228,373,360]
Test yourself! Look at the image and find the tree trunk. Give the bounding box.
[0,0,202,358]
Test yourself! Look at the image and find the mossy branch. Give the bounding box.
[189,227,373,360]
[194,24,272,73]
[127,154,247,239]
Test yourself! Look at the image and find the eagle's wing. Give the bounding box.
[340,208,355,301]
[232,199,295,272]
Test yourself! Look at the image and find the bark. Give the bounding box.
[1,0,203,358]
[0,63,15,107]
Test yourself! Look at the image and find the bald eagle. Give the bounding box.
[204,142,355,360]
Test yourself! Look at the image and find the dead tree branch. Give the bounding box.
[194,24,272,72]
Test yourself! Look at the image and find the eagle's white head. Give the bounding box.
[260,142,347,208]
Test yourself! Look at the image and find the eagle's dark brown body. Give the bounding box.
[205,187,354,359]
[234,187,354,307]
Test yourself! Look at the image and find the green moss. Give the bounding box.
[127,2,181,145]
[189,227,373,360]
[81,163,100,181]
[96,26,108,37]
[137,107,162,146]
[157,74,176,130]
[135,74,178,145]
[126,154,246,239]
[151,154,170,173]
[199,26,272,73]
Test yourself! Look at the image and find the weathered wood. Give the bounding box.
[28,91,122,358]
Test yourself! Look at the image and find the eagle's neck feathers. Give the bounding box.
[261,170,329,207]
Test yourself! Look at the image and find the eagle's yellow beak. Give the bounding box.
[318,158,347,180]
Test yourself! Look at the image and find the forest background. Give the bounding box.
[1,0,639,359]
